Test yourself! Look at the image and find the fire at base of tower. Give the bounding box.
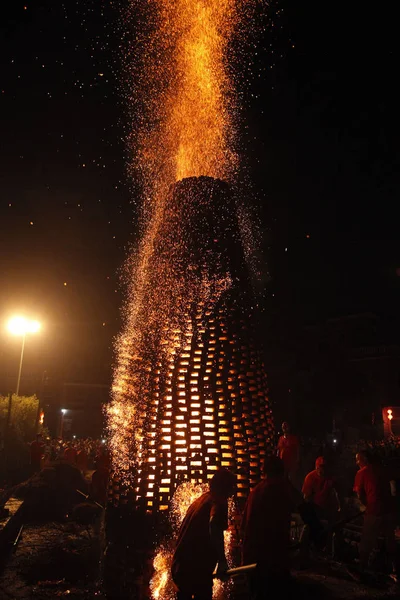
[108,176,273,510]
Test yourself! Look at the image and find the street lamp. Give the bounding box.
[7,316,41,395]
[60,408,67,439]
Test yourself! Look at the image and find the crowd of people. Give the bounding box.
[172,421,400,600]
[30,435,108,471]
[29,434,110,504]
[28,424,400,599]
[359,436,400,459]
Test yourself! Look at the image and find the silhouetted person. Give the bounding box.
[353,450,399,580]
[241,456,294,599]
[171,468,236,600]
[277,422,300,481]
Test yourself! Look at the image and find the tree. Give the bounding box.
[0,394,39,443]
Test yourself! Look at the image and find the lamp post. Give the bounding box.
[7,316,41,395]
[60,408,67,439]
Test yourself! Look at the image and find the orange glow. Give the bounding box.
[166,0,238,182]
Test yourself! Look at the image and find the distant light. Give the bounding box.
[61,408,67,415]
[333,438,337,444]
[7,316,41,336]
[102,439,106,444]
[63,282,67,286]
[73,435,76,439]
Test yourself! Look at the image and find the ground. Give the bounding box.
[293,563,398,600]
[0,523,399,599]
[0,519,104,599]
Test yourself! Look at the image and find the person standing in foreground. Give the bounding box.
[241,456,294,599]
[353,450,399,581]
[277,422,300,482]
[302,456,340,522]
[171,468,236,600]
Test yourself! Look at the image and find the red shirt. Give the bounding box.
[241,477,293,574]
[172,492,228,586]
[277,434,299,471]
[353,464,393,516]
[302,470,336,509]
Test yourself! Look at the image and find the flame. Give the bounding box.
[150,548,175,600]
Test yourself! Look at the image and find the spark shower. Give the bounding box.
[107,0,274,510]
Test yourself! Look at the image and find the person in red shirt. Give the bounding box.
[171,468,236,600]
[30,434,44,473]
[302,456,340,521]
[241,456,294,598]
[277,422,300,481]
[353,450,399,578]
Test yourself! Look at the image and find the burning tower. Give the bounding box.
[109,176,273,510]
[108,0,274,512]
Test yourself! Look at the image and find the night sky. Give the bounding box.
[1,1,398,387]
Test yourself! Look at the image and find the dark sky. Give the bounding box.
[0,1,399,386]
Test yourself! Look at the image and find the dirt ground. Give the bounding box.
[0,519,105,600]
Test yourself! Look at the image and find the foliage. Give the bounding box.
[0,394,39,443]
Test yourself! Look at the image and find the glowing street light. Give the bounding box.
[6,316,41,395]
